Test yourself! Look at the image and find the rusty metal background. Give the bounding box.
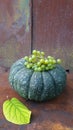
[0,1,73,130]
[33,0,73,72]
[0,72,73,130]
[0,0,31,71]
[0,0,73,72]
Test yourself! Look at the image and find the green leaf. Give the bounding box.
[3,98,31,125]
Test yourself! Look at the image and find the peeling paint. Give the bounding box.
[0,0,31,69]
[0,0,30,32]
[14,0,30,32]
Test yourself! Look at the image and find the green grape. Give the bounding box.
[32,55,36,59]
[24,56,29,61]
[47,56,54,61]
[28,57,33,62]
[41,64,45,69]
[34,67,39,72]
[57,59,61,64]
[26,64,31,69]
[32,50,37,55]
[45,66,49,70]
[48,59,54,64]
[37,67,42,72]
[40,59,45,64]
[45,59,49,64]
[47,56,52,59]
[52,59,56,64]
[32,64,37,69]
[24,62,28,66]
[24,50,61,71]
[48,64,52,67]
[31,55,37,63]
[29,63,33,68]
[36,51,41,56]
[41,51,45,56]
[37,62,41,66]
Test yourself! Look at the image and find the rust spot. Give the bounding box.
[52,123,71,130]
[17,25,25,36]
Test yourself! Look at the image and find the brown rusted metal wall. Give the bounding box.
[0,0,31,72]
[0,0,73,72]
[32,0,73,72]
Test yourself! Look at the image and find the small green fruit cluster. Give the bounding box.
[24,50,61,72]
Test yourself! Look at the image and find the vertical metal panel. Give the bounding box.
[0,0,31,70]
[33,0,73,72]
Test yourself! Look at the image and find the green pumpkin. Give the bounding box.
[9,58,67,101]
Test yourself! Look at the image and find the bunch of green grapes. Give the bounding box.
[24,50,61,72]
